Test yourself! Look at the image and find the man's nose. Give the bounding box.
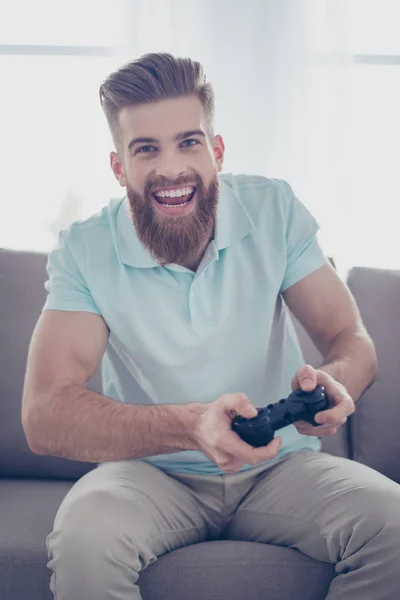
[155,151,187,180]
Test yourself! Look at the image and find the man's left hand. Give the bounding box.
[291,364,355,437]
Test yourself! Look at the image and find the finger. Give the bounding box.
[226,430,282,463]
[295,420,315,434]
[222,429,266,457]
[296,423,338,436]
[295,364,318,392]
[221,461,245,474]
[221,393,258,420]
[314,400,353,425]
[296,418,346,436]
[292,367,335,394]
[295,421,322,435]
[245,437,282,463]
[212,448,244,474]
[320,426,338,437]
[313,379,355,423]
[297,413,347,429]
[291,364,317,390]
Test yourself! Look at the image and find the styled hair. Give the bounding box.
[99,52,215,148]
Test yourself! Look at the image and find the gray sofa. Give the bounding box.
[1,247,399,600]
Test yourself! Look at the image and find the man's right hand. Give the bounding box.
[191,393,282,474]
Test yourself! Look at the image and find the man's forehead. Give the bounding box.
[118,95,207,141]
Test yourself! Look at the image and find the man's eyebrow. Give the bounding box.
[127,136,158,151]
[127,130,206,151]
[174,130,206,141]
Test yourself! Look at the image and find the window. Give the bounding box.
[346,0,400,269]
[0,0,123,250]
[1,0,399,271]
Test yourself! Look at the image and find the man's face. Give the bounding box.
[110,95,225,267]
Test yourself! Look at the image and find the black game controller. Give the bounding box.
[231,385,329,447]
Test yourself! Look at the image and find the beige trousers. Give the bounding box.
[46,449,400,599]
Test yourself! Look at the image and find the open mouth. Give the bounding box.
[152,187,197,214]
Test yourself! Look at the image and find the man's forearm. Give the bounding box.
[318,326,377,401]
[26,383,205,462]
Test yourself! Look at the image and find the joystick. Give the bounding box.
[232,385,329,447]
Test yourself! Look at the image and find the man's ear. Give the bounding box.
[212,135,225,172]
[110,152,127,187]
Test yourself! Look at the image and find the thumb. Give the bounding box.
[224,393,258,420]
[297,365,317,392]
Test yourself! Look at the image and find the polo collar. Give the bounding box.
[116,173,255,269]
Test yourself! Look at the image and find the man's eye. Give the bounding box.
[181,139,199,148]
[136,145,156,154]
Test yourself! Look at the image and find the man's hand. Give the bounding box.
[291,364,355,437]
[191,393,282,474]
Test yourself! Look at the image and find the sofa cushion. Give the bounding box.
[139,541,335,600]
[346,267,400,484]
[0,249,98,479]
[0,478,74,600]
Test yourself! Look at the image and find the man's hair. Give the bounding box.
[99,52,215,148]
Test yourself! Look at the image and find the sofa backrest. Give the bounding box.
[0,249,99,480]
[346,267,400,484]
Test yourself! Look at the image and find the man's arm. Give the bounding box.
[283,263,377,402]
[28,383,204,462]
[22,310,203,462]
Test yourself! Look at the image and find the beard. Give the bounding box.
[126,170,219,267]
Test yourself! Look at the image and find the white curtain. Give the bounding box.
[1,0,399,276]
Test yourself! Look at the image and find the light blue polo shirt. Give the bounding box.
[42,173,327,475]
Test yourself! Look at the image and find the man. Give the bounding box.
[21,53,400,600]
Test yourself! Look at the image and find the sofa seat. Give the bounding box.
[0,478,74,599]
[0,478,335,600]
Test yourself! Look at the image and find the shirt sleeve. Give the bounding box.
[42,228,101,314]
[279,181,327,293]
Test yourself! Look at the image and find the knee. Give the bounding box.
[340,485,400,556]
[46,490,149,597]
[48,489,144,563]
[370,492,400,548]
[56,490,121,533]
[356,485,400,528]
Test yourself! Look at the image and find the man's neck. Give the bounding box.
[180,252,205,273]
[180,236,214,272]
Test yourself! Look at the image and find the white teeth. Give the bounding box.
[160,199,190,208]
[155,186,193,199]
